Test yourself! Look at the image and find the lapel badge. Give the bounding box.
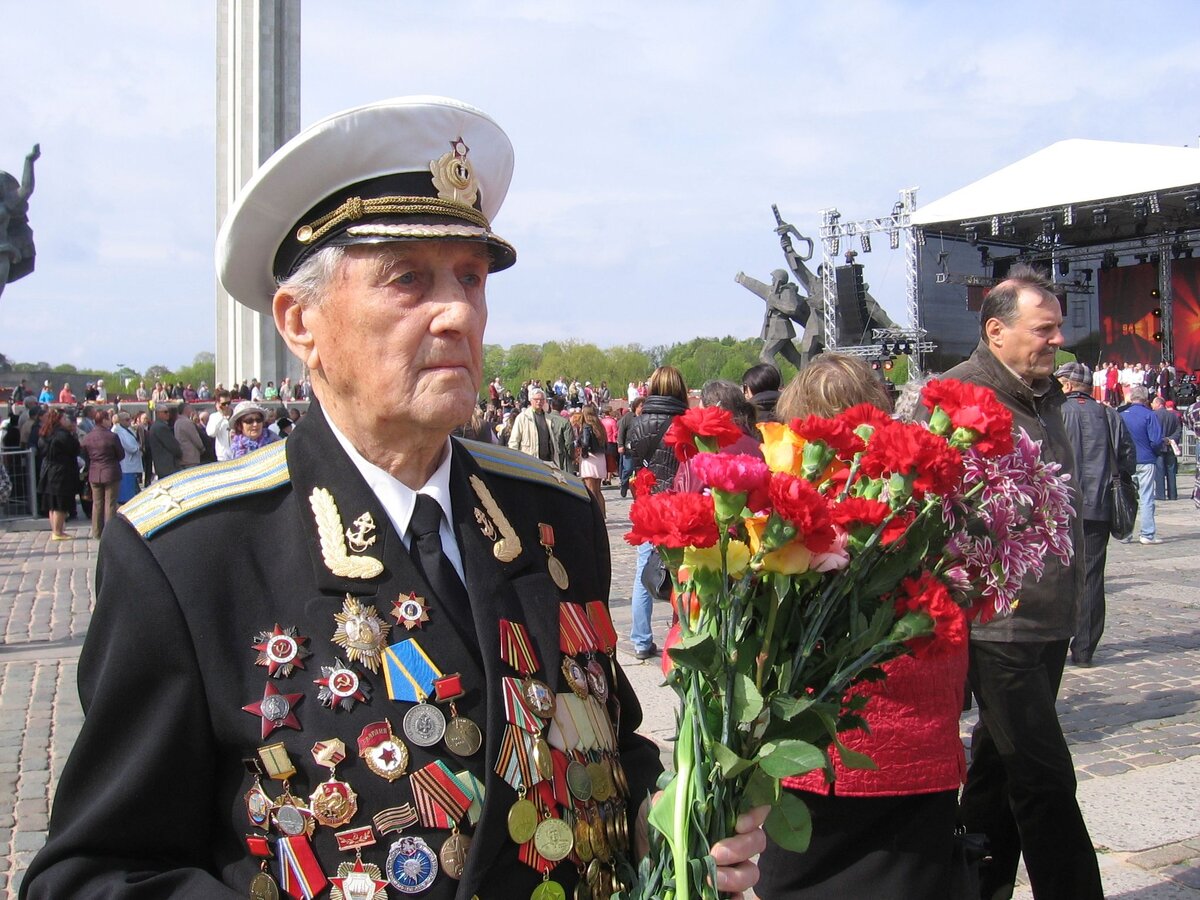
[357,720,409,782]
[385,835,439,895]
[243,756,274,831]
[344,511,378,553]
[310,487,385,580]
[243,682,304,739]
[253,624,311,678]
[539,523,570,591]
[315,658,371,711]
[391,592,430,631]
[562,657,590,700]
[331,855,389,900]
[272,789,316,838]
[469,474,522,563]
[332,595,391,673]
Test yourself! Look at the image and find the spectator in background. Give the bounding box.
[741,362,783,422]
[206,391,234,461]
[38,380,53,403]
[135,381,149,402]
[80,410,124,539]
[228,401,278,459]
[174,403,205,469]
[1151,396,1182,501]
[113,410,143,503]
[36,408,80,541]
[616,396,644,498]
[601,405,619,483]
[1121,385,1163,544]
[572,404,608,519]
[95,380,107,402]
[147,404,182,480]
[625,365,689,660]
[1056,362,1137,667]
[57,382,75,404]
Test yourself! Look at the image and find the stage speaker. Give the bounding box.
[834,264,870,343]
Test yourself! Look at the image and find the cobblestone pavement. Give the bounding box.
[3,489,1200,897]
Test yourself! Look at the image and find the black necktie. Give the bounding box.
[408,494,470,614]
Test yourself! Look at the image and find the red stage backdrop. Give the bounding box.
[1100,259,1200,369]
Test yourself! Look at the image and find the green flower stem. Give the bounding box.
[673,704,695,900]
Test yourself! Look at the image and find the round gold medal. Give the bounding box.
[586,762,612,802]
[533,737,555,781]
[547,555,570,591]
[531,881,567,900]
[439,831,471,880]
[590,813,612,863]
[249,870,281,900]
[566,760,593,801]
[507,796,539,844]
[574,880,592,900]
[573,815,594,863]
[534,816,575,862]
[444,714,483,757]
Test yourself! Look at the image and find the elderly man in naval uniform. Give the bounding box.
[20,97,766,900]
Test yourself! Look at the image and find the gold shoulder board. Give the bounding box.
[459,439,591,502]
[120,441,291,538]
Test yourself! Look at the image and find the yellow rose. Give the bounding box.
[744,516,813,574]
[757,421,807,477]
[683,540,751,577]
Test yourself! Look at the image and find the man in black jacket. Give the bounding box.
[146,403,182,480]
[946,265,1103,900]
[1056,362,1137,667]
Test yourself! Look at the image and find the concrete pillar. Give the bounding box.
[215,0,301,391]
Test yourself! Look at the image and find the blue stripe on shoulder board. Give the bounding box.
[460,440,591,501]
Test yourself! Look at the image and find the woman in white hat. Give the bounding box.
[227,401,278,459]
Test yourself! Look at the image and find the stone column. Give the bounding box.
[215,0,301,391]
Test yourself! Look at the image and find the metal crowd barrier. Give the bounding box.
[0,448,38,520]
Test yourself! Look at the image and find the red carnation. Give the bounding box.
[631,467,657,498]
[893,572,967,658]
[836,403,894,434]
[921,378,1014,457]
[830,497,912,545]
[626,491,720,549]
[664,407,745,462]
[789,415,865,460]
[768,472,836,553]
[859,421,964,499]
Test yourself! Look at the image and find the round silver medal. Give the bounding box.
[259,694,291,722]
[402,702,447,747]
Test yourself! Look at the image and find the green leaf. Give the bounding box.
[712,743,756,779]
[666,632,718,672]
[770,695,815,721]
[731,673,765,724]
[742,766,780,809]
[757,739,826,778]
[834,739,879,771]
[765,791,813,853]
[646,774,679,851]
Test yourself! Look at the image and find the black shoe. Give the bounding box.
[634,643,658,660]
[1072,654,1093,668]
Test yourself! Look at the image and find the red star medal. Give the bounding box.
[243,682,304,739]
[331,856,388,900]
[252,624,311,677]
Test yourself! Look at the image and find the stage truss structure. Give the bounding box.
[818,189,926,373]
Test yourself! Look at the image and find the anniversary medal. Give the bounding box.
[538,523,570,591]
[439,829,471,881]
[315,659,371,711]
[455,769,486,826]
[533,815,575,863]
[331,825,387,900]
[391,592,430,631]
[385,836,439,895]
[403,702,446,748]
[309,739,358,829]
[408,760,474,880]
[243,757,274,831]
[506,788,539,844]
[434,673,482,757]
[253,624,312,677]
[332,595,391,674]
[357,720,409,782]
[572,814,594,864]
[531,878,567,900]
[382,638,447,746]
[243,682,304,739]
[245,834,280,900]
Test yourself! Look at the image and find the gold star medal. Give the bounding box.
[332,595,390,673]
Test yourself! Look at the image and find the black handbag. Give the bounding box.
[640,549,673,601]
[1105,408,1138,541]
[949,827,989,899]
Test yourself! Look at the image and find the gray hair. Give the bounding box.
[1127,385,1149,405]
[277,245,347,309]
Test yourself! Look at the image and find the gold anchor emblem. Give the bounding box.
[469,475,521,563]
[310,488,384,580]
[345,512,377,553]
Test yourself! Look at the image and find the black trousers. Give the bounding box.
[757,790,957,899]
[959,640,1103,900]
[1070,520,1110,664]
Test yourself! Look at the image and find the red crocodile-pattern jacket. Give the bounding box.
[785,640,968,797]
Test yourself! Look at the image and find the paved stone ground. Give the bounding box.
[2,490,1199,897]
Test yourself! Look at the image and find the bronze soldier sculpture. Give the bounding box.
[0,144,40,300]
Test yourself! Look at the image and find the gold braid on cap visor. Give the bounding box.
[295,195,491,245]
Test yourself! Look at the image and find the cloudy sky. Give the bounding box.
[4,0,1199,372]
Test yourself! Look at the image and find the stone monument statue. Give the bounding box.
[0,144,40,300]
[738,205,897,368]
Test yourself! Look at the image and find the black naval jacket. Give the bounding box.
[21,402,661,899]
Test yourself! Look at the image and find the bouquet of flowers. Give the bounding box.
[623,379,1074,900]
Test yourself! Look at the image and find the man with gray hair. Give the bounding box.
[1120,383,1163,544]
[944,264,1101,900]
[507,386,565,467]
